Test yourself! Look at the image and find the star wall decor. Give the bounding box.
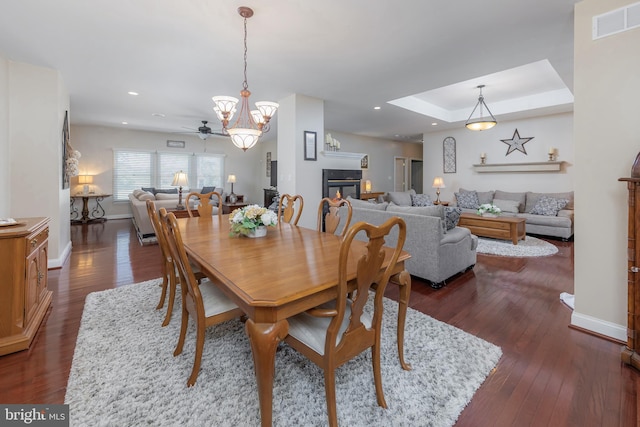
[501,129,534,156]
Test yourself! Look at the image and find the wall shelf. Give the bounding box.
[473,161,566,173]
[321,151,366,159]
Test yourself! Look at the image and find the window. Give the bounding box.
[113,150,225,201]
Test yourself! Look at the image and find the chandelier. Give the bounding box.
[212,7,278,151]
[465,85,497,131]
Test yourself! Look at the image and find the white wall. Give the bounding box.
[572,0,640,341]
[70,125,263,217]
[7,60,70,267]
[0,55,9,217]
[422,112,574,202]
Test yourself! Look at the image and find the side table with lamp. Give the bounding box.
[171,170,189,210]
[432,176,448,205]
[227,174,238,203]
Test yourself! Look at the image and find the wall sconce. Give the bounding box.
[78,175,94,195]
[432,176,446,204]
[364,179,372,193]
[171,171,189,210]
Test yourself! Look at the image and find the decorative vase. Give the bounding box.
[482,213,498,218]
[247,225,267,238]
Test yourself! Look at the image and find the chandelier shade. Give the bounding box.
[212,7,278,151]
[465,85,497,131]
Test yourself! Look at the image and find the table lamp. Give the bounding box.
[432,176,445,204]
[171,170,189,210]
[78,175,93,195]
[227,174,237,203]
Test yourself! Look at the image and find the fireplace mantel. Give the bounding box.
[321,151,366,159]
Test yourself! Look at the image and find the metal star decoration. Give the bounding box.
[501,129,534,155]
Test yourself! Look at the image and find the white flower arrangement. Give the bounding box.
[477,203,501,216]
[229,204,278,237]
[65,149,81,177]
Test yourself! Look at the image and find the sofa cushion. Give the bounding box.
[411,194,434,206]
[460,188,494,205]
[444,207,462,230]
[455,190,480,209]
[518,212,573,227]
[493,190,526,213]
[530,196,569,216]
[346,196,388,210]
[525,191,574,212]
[155,193,179,200]
[137,191,155,201]
[387,190,415,206]
[492,198,520,214]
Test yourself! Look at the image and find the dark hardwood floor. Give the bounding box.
[0,219,637,426]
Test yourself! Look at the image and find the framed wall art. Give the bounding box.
[361,154,369,169]
[304,131,317,161]
[443,136,456,173]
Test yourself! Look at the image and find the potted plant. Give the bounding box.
[229,204,278,237]
[476,203,501,218]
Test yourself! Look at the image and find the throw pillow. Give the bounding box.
[411,194,434,206]
[137,191,155,201]
[155,188,178,194]
[530,196,569,216]
[492,198,520,214]
[387,191,413,206]
[460,188,495,205]
[141,187,155,194]
[444,207,462,230]
[493,190,526,213]
[200,186,216,194]
[454,190,480,209]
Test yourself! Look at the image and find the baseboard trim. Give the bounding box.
[571,311,627,343]
[106,214,132,220]
[48,240,72,269]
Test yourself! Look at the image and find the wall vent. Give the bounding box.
[593,1,640,39]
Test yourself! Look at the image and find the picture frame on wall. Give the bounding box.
[304,131,317,161]
[443,136,456,173]
[361,154,369,169]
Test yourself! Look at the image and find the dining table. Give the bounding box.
[176,214,412,427]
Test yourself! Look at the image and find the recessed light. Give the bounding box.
[431,122,438,126]
[127,91,139,96]
[374,106,381,110]
[152,113,166,118]
[122,121,128,125]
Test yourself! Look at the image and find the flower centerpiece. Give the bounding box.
[477,203,501,218]
[229,204,278,237]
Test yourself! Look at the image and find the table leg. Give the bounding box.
[81,197,90,222]
[391,270,412,371]
[245,319,289,427]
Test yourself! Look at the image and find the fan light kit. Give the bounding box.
[212,7,278,151]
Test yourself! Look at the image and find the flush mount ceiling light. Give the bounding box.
[212,6,278,151]
[465,85,497,131]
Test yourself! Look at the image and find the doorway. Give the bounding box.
[410,159,423,194]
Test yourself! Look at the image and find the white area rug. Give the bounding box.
[65,279,502,427]
[476,236,558,257]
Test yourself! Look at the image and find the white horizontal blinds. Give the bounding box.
[196,155,224,189]
[158,152,191,189]
[113,150,152,201]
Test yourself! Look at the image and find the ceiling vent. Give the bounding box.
[593,1,640,39]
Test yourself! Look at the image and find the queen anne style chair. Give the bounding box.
[284,216,407,427]
[185,191,223,218]
[317,197,352,238]
[159,208,244,387]
[277,193,304,225]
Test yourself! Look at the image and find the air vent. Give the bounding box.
[593,1,640,39]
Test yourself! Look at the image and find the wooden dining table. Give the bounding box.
[177,215,411,427]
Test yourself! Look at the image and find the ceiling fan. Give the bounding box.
[182,120,226,140]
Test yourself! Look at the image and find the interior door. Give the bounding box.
[394,157,407,191]
[410,159,423,193]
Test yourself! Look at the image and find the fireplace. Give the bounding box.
[322,169,363,200]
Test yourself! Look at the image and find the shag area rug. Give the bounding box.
[65,279,502,427]
[476,235,558,257]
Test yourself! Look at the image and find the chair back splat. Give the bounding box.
[284,216,407,427]
[185,191,223,218]
[277,193,304,225]
[317,197,352,238]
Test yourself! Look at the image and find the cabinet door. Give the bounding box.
[25,243,47,326]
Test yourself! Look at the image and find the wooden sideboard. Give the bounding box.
[360,191,385,201]
[0,217,52,356]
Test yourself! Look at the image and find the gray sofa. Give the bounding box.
[338,200,477,288]
[452,189,574,240]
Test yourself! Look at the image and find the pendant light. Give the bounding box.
[212,7,278,151]
[465,85,497,131]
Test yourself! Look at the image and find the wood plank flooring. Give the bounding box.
[0,219,637,426]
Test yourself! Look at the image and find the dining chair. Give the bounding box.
[185,191,223,218]
[317,197,352,238]
[159,208,244,387]
[284,216,407,427]
[277,193,304,225]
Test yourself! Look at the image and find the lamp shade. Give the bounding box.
[227,174,237,184]
[432,177,445,189]
[78,175,93,184]
[364,179,372,192]
[465,85,497,131]
[171,171,189,187]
